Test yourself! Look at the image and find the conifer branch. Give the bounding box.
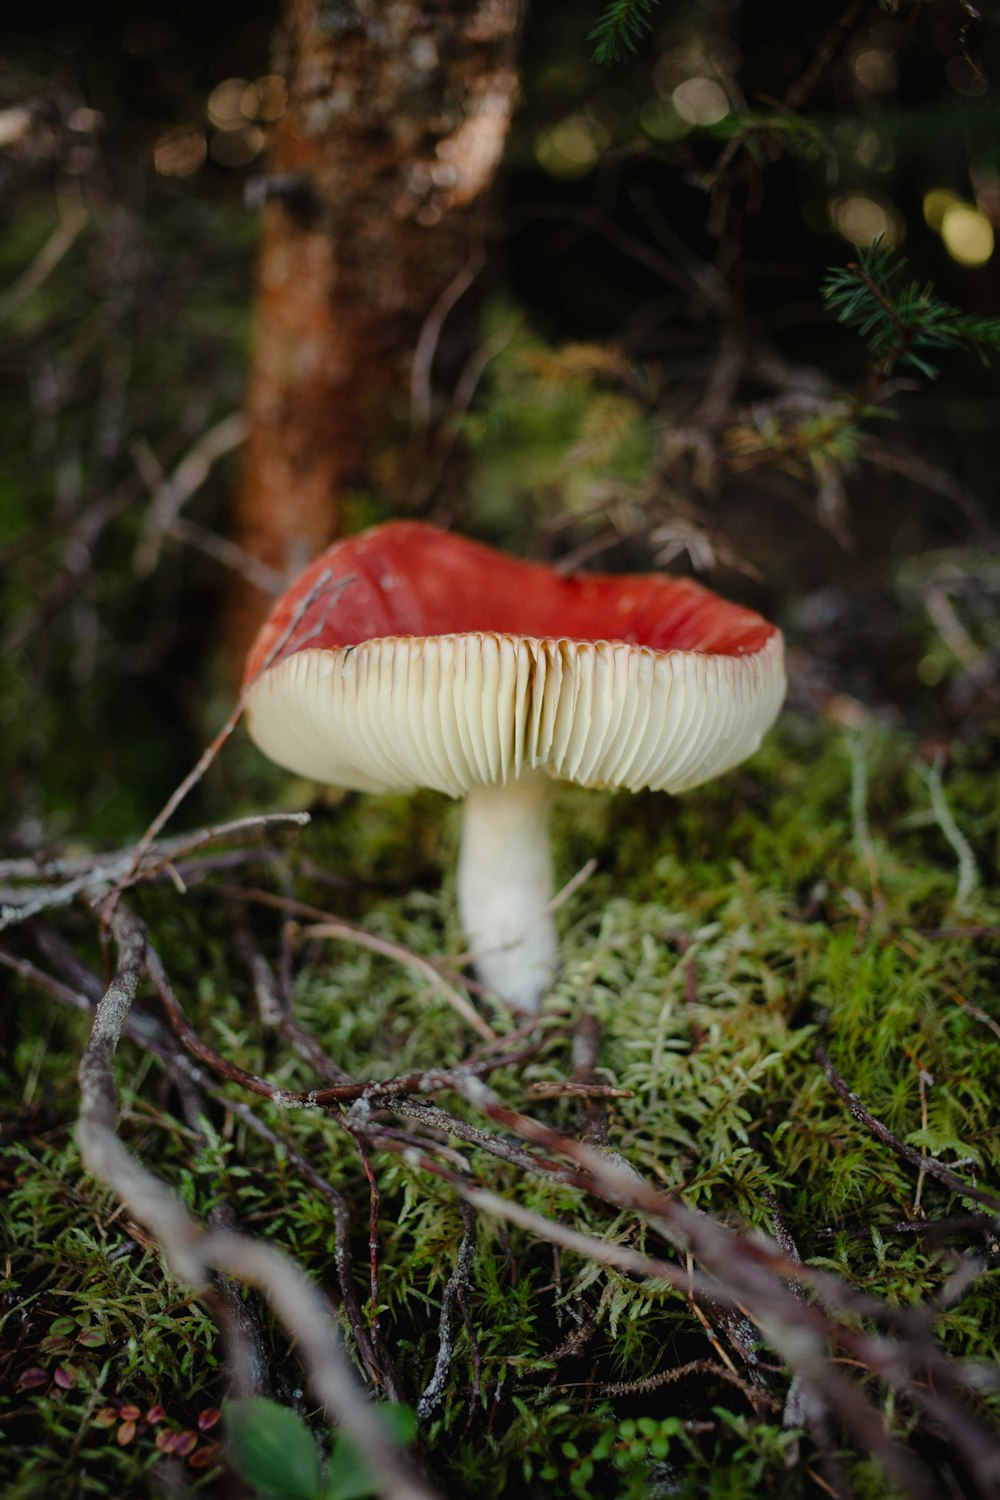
[823,239,1000,383]
[589,0,663,64]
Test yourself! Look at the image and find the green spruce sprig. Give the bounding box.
[589,0,663,64]
[822,239,1000,381]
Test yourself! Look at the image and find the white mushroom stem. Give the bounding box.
[456,774,557,1014]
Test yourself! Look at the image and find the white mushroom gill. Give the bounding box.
[456,773,556,1014]
[244,629,787,1014]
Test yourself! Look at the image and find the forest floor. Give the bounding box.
[2,713,999,1499]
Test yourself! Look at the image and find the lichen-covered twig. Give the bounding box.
[417,1201,478,1420]
[0,812,309,933]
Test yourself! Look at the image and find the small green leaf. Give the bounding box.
[379,1405,417,1446]
[323,1405,417,1500]
[225,1399,322,1500]
[324,1443,378,1500]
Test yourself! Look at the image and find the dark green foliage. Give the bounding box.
[225,1397,416,1500]
[227,1399,322,1498]
[588,0,663,65]
[823,240,1000,382]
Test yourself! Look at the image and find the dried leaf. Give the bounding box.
[189,1442,222,1469]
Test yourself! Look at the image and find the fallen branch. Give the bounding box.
[0,813,309,933]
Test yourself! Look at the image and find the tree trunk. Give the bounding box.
[228,0,524,660]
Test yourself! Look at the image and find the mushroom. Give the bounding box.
[243,521,786,1013]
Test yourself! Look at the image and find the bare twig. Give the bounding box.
[814,1041,1000,1212]
[0,202,88,323]
[166,516,285,594]
[133,412,248,576]
[569,1010,611,1144]
[411,251,485,435]
[12,933,386,1391]
[0,813,309,934]
[102,567,350,917]
[221,883,502,1035]
[302,922,496,1043]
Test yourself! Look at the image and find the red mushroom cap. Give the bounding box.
[243,521,785,797]
[244,522,776,682]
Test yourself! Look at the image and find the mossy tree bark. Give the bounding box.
[228,0,524,660]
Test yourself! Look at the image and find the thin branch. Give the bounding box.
[302,922,496,1043]
[410,251,485,435]
[0,202,89,323]
[220,883,502,1033]
[0,814,309,935]
[167,516,285,595]
[133,412,248,576]
[814,1041,1000,1212]
[102,567,350,917]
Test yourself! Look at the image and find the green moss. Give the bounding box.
[2,716,998,1495]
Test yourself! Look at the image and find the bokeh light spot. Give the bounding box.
[922,187,959,232]
[639,98,689,141]
[209,125,265,168]
[153,126,206,178]
[946,55,988,98]
[535,115,607,178]
[207,78,250,130]
[671,77,729,126]
[254,76,288,122]
[830,193,901,247]
[940,203,994,267]
[852,48,899,94]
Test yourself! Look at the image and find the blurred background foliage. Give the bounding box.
[1,0,999,845]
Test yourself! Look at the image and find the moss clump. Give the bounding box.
[2,716,999,1497]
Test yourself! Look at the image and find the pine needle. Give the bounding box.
[589,0,663,65]
[822,239,1000,382]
